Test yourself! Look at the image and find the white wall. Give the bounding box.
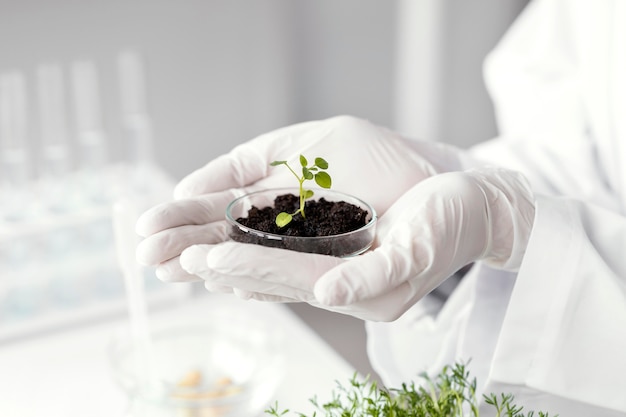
[394,0,529,147]
[0,0,396,181]
[288,1,396,125]
[0,0,526,182]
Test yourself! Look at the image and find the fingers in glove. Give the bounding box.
[174,154,266,199]
[136,190,242,237]
[174,120,323,199]
[180,242,343,302]
[155,256,202,283]
[203,281,235,294]
[213,272,316,302]
[309,281,416,322]
[136,221,229,266]
[313,247,417,307]
[203,280,299,302]
[249,293,300,303]
[184,242,417,321]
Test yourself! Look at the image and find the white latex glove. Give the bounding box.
[179,166,535,321]
[135,115,463,282]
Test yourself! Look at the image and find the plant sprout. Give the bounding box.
[270,155,332,227]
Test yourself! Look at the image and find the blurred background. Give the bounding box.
[0,0,528,379]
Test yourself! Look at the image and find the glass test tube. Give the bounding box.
[72,60,107,172]
[37,63,74,213]
[38,63,71,179]
[118,50,154,168]
[0,71,33,222]
[118,50,157,195]
[71,60,109,204]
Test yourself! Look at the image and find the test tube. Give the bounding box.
[71,60,107,172]
[37,63,74,212]
[38,63,71,178]
[0,72,41,320]
[118,50,155,170]
[71,60,109,204]
[0,71,33,222]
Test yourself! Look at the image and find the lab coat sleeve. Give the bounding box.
[483,195,626,415]
[367,194,626,415]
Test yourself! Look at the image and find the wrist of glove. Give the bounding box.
[467,167,536,269]
[177,166,535,322]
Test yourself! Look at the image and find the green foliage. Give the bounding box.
[270,155,332,227]
[265,362,556,417]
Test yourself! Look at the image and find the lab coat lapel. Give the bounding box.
[582,0,625,212]
[577,2,612,189]
[609,0,626,212]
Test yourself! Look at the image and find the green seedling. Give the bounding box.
[270,155,332,227]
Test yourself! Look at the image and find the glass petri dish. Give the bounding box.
[109,315,286,417]
[225,188,377,257]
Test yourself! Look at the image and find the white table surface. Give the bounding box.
[0,294,357,416]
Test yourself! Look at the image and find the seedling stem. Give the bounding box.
[270,155,332,227]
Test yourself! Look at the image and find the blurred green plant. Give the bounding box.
[266,362,556,417]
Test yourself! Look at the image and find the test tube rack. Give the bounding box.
[0,52,192,342]
[0,163,190,342]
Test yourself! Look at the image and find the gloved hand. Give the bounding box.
[135,115,464,282]
[178,166,535,321]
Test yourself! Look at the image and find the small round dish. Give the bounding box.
[226,188,377,257]
[109,314,286,417]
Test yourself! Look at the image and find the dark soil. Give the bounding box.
[230,193,370,256]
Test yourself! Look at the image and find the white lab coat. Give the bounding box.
[366,0,626,415]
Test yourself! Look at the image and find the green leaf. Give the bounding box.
[314,157,328,170]
[303,167,314,180]
[300,154,308,167]
[304,189,314,199]
[264,361,554,417]
[315,171,332,188]
[275,212,292,227]
[270,160,287,166]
